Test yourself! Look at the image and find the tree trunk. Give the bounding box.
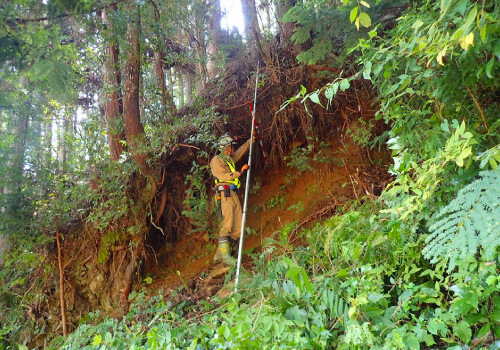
[0,232,10,268]
[154,50,177,116]
[13,114,29,184]
[123,5,150,176]
[167,68,175,105]
[241,0,265,59]
[185,72,193,104]
[102,7,124,161]
[194,2,207,89]
[265,1,272,33]
[119,4,154,313]
[57,111,71,172]
[206,0,221,78]
[276,0,297,46]
[149,0,177,117]
[242,0,254,43]
[43,110,53,167]
[176,70,185,107]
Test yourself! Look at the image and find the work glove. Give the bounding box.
[241,164,249,173]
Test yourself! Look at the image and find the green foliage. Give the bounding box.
[287,201,305,214]
[383,120,479,221]
[98,231,121,264]
[282,0,407,65]
[284,143,315,175]
[478,144,500,170]
[182,162,213,233]
[85,160,136,232]
[358,0,500,168]
[279,0,500,348]
[48,193,500,349]
[346,118,374,147]
[266,193,286,209]
[0,234,53,349]
[424,170,500,271]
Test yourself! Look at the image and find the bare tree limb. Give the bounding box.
[55,218,67,337]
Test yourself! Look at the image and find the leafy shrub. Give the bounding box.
[284,144,315,176]
[182,162,213,233]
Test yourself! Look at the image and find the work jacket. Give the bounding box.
[210,139,251,189]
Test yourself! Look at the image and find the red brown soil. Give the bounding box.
[143,135,392,301]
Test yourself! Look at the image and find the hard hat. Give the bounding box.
[218,135,237,149]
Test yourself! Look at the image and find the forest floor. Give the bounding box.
[142,134,392,307]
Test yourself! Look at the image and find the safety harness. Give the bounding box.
[214,153,241,221]
[214,153,241,190]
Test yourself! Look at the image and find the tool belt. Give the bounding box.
[216,184,238,197]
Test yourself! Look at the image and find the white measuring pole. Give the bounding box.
[234,62,259,293]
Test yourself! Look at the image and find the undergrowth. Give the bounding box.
[49,199,500,349]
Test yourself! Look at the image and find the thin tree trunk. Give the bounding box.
[123,5,150,176]
[13,113,29,199]
[56,220,68,337]
[57,111,71,172]
[102,6,124,161]
[0,233,10,268]
[266,1,272,33]
[194,2,207,89]
[185,72,193,104]
[242,0,254,43]
[14,116,29,173]
[195,60,205,91]
[167,68,176,107]
[206,0,221,78]
[44,111,53,170]
[242,0,265,59]
[276,0,297,46]
[176,70,185,107]
[150,0,176,117]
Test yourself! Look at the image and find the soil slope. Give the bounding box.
[143,134,391,303]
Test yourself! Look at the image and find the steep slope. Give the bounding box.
[142,132,391,303]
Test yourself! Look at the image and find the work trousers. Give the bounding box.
[219,190,242,240]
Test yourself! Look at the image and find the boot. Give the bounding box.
[213,242,236,266]
[229,237,239,256]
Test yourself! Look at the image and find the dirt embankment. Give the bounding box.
[143,130,392,304]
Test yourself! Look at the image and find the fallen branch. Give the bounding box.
[466,86,489,133]
[353,168,373,197]
[291,201,339,236]
[55,218,68,337]
[176,143,200,150]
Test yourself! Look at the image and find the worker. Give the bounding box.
[210,134,252,266]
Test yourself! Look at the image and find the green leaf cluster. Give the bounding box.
[283,0,407,65]
[182,162,213,234]
[424,170,500,271]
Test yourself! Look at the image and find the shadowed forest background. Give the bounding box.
[0,0,499,349]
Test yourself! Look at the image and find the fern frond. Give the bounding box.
[423,170,500,270]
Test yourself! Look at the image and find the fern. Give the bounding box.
[423,170,500,271]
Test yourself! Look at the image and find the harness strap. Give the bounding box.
[214,154,241,189]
